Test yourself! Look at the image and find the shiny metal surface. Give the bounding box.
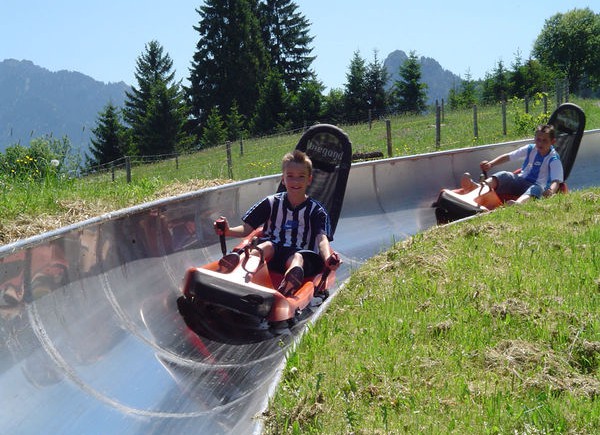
[1,130,599,434]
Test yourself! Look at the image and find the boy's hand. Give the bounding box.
[326,252,341,270]
[214,217,228,236]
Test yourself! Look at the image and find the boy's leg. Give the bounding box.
[253,241,274,262]
[217,240,274,273]
[515,184,542,204]
[277,252,305,295]
[491,171,519,194]
[507,193,532,205]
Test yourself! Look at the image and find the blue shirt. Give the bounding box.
[509,144,563,189]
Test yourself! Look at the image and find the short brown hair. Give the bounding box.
[536,124,555,140]
[282,150,312,176]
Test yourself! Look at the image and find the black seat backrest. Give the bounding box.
[548,103,586,181]
[277,124,352,237]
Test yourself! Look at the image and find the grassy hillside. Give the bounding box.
[263,188,600,434]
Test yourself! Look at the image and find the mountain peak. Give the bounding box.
[0,59,130,153]
[383,51,462,105]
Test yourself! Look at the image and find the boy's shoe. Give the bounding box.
[2,284,23,306]
[218,252,240,273]
[277,266,304,296]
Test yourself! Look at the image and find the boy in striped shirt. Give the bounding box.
[214,150,340,295]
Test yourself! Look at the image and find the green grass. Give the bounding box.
[263,189,600,434]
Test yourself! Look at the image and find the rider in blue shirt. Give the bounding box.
[463,124,563,205]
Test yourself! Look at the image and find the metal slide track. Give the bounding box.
[1,130,599,434]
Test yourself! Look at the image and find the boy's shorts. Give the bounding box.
[268,245,324,276]
[493,171,543,199]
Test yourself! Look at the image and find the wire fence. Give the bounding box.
[84,92,570,185]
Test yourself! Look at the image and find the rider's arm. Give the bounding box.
[480,153,510,172]
[214,217,254,238]
[317,233,340,270]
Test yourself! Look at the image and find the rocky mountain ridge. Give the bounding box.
[0,59,129,154]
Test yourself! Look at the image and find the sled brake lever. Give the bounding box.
[478,172,487,195]
[215,218,227,256]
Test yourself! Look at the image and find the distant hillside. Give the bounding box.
[0,59,129,155]
[383,50,462,106]
[1,54,460,156]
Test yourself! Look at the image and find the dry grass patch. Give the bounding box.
[0,179,228,245]
[485,339,600,398]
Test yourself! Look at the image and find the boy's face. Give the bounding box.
[535,131,556,155]
[282,162,312,195]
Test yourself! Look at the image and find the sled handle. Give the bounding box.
[478,171,488,195]
[215,218,227,256]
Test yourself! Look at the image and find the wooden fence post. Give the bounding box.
[502,101,507,136]
[125,156,131,183]
[435,102,441,149]
[473,105,478,139]
[226,141,233,179]
[386,119,392,157]
[441,98,445,123]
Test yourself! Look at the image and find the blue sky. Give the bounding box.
[1,1,595,90]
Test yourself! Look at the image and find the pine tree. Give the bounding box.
[288,78,324,127]
[344,51,368,122]
[482,60,509,104]
[251,69,289,134]
[88,102,125,166]
[226,100,245,142]
[509,52,527,100]
[392,51,428,114]
[123,40,189,156]
[258,0,315,92]
[365,50,389,116]
[449,71,477,110]
[188,0,269,134]
[201,107,227,148]
[321,88,345,125]
[138,81,191,155]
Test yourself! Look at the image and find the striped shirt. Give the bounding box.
[509,144,563,189]
[242,192,331,253]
